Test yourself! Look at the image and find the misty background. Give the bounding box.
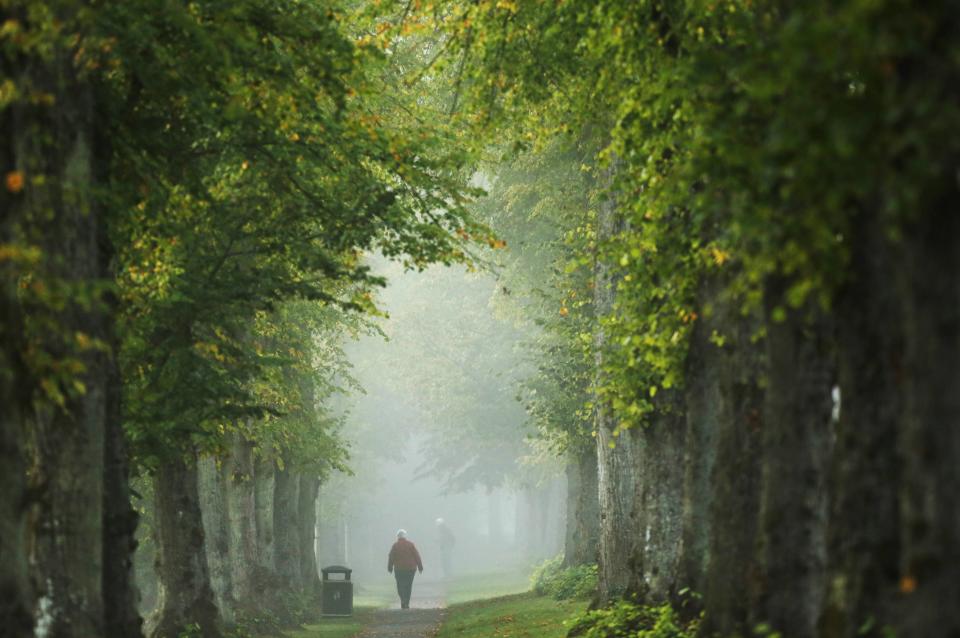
[315,259,565,592]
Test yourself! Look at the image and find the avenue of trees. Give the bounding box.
[2,1,959,638]
[443,2,959,638]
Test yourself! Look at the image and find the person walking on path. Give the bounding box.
[388,529,423,609]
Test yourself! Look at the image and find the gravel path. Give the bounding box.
[357,579,447,638]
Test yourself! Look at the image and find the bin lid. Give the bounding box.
[322,565,353,577]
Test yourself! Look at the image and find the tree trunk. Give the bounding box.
[0,61,33,626]
[226,434,259,609]
[628,402,686,604]
[563,444,600,567]
[753,281,834,638]
[0,276,32,633]
[818,216,902,638]
[893,199,960,638]
[680,290,721,597]
[198,455,235,624]
[21,30,110,635]
[273,460,301,589]
[149,453,220,638]
[594,167,636,603]
[297,474,321,593]
[102,355,143,637]
[254,456,276,573]
[699,295,765,637]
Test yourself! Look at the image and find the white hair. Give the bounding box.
[396,529,407,539]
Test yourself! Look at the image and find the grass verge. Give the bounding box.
[443,568,532,604]
[436,592,587,638]
[282,606,374,638]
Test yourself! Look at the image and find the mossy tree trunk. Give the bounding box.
[593,171,636,603]
[894,197,960,638]
[753,282,834,638]
[628,402,686,604]
[563,443,600,568]
[699,293,765,637]
[819,216,902,638]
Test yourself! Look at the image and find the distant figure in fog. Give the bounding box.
[388,529,423,609]
[435,517,456,579]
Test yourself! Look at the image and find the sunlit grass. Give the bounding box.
[435,592,587,638]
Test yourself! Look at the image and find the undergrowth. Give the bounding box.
[531,555,598,600]
[568,600,700,638]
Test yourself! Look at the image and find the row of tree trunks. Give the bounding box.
[151,445,325,634]
[591,193,960,638]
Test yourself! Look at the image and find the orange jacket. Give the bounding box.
[388,538,423,572]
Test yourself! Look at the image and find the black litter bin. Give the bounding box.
[321,565,353,617]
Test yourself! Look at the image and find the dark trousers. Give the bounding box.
[394,569,416,608]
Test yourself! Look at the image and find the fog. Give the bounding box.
[316,259,566,595]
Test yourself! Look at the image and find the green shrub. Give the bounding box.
[568,600,699,638]
[531,555,598,600]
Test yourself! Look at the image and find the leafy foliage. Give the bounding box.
[417,0,960,435]
[568,600,699,638]
[531,555,598,601]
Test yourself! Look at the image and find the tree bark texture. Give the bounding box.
[198,455,235,624]
[564,444,600,567]
[0,276,31,635]
[297,475,321,593]
[819,217,903,638]
[753,282,834,638]
[594,175,636,603]
[101,355,142,637]
[149,454,220,638]
[16,22,114,636]
[628,403,686,604]
[254,456,276,572]
[894,197,960,638]
[680,287,721,596]
[699,293,765,637]
[596,416,637,603]
[0,65,33,631]
[225,435,259,608]
[273,460,301,589]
